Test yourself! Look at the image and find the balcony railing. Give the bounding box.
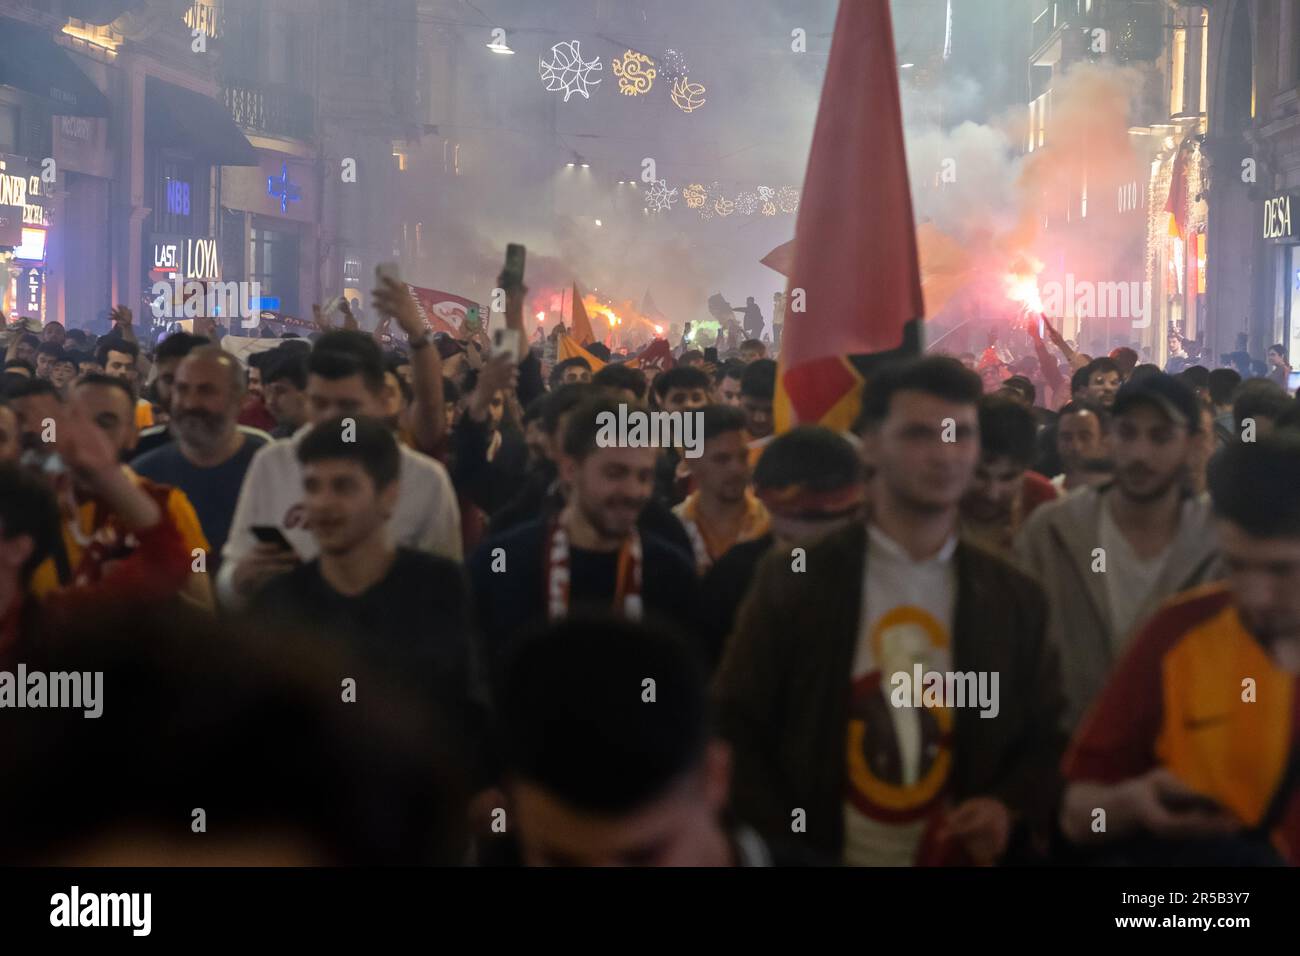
[224,82,315,142]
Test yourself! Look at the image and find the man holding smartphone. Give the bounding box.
[1060,434,1300,864]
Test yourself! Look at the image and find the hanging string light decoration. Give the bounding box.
[735,191,759,216]
[683,183,707,209]
[776,185,801,214]
[660,49,689,84]
[643,179,679,213]
[539,40,603,102]
[714,196,735,217]
[612,50,656,95]
[671,77,707,113]
[758,186,777,216]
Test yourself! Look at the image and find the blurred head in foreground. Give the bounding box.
[0,606,466,865]
[500,615,736,866]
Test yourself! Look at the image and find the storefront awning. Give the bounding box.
[0,18,111,117]
[145,78,260,167]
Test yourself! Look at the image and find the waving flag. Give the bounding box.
[776,0,924,432]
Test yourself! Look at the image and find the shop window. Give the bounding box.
[249,226,300,316]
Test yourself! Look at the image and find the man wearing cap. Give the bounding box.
[1016,372,1221,732]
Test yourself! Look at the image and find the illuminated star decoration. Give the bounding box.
[643,179,678,213]
[540,40,603,102]
[683,183,707,209]
[612,50,656,95]
[660,48,689,84]
[776,185,801,214]
[671,76,707,113]
[758,185,777,216]
[267,162,301,214]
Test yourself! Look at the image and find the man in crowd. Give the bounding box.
[591,363,647,403]
[1268,343,1293,389]
[132,346,268,574]
[133,332,210,457]
[1016,373,1220,731]
[716,357,1064,866]
[26,374,211,609]
[1233,379,1293,440]
[0,401,18,464]
[652,367,712,413]
[262,347,310,438]
[960,395,1058,555]
[220,330,461,607]
[0,407,192,661]
[673,405,769,575]
[34,343,61,381]
[713,360,745,407]
[49,353,76,396]
[498,615,792,866]
[738,338,767,364]
[1082,356,1122,410]
[549,356,592,389]
[1060,435,1300,864]
[1051,400,1109,494]
[739,359,776,443]
[701,425,866,661]
[1207,367,1241,445]
[469,394,700,669]
[246,417,486,771]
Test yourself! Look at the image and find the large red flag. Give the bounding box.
[777,0,924,432]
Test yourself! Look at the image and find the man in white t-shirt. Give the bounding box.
[219,331,460,608]
[717,357,1064,867]
[1017,373,1221,730]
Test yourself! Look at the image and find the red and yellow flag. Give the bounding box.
[570,282,597,345]
[776,0,924,432]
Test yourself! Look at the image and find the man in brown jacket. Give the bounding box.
[715,358,1065,866]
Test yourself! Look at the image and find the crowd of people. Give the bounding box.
[2,283,1299,868]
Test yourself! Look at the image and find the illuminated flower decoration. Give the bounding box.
[612,50,656,95]
[776,185,801,214]
[540,40,603,102]
[671,77,707,113]
[758,185,777,216]
[660,48,689,84]
[643,179,678,213]
[735,191,759,216]
[714,196,735,217]
[683,183,707,209]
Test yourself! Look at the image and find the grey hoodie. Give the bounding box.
[1014,484,1221,731]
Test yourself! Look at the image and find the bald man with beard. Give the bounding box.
[132,347,268,570]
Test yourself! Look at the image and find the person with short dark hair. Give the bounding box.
[1109,347,1139,381]
[738,338,766,363]
[219,332,461,607]
[713,359,745,407]
[652,366,712,413]
[718,357,1064,866]
[1017,373,1220,730]
[0,603,468,864]
[1082,356,1122,409]
[469,395,701,670]
[34,342,62,381]
[1051,399,1109,493]
[246,417,486,773]
[1207,366,1242,445]
[1233,378,1293,440]
[960,395,1059,554]
[739,359,776,441]
[263,348,310,438]
[1268,343,1293,389]
[673,405,769,575]
[499,614,788,866]
[700,426,866,659]
[549,356,592,389]
[6,377,63,465]
[0,401,17,465]
[1061,433,1300,864]
[591,362,647,402]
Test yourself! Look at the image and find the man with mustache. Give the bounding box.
[1016,373,1220,732]
[132,346,268,573]
[1060,435,1300,864]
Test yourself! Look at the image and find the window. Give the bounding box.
[249,226,300,315]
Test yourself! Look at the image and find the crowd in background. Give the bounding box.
[2,285,1300,868]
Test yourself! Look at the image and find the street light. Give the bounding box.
[487,40,515,55]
